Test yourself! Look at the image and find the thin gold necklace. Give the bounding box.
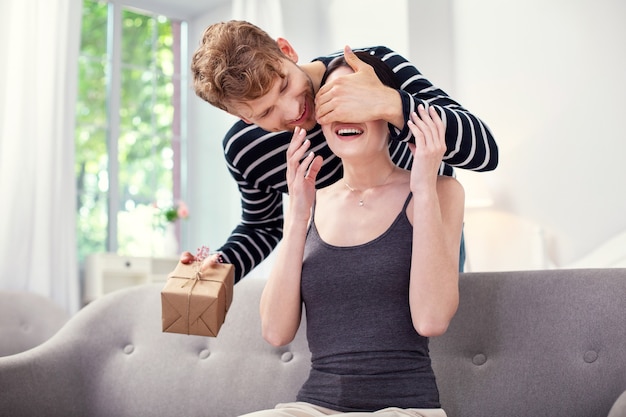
[344,167,395,207]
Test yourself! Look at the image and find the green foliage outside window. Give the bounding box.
[75,0,182,262]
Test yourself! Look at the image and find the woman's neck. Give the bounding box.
[342,160,398,191]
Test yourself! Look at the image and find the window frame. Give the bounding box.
[76,0,188,259]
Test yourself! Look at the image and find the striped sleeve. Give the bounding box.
[217,185,283,283]
[367,46,499,172]
[216,122,289,282]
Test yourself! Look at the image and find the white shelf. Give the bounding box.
[83,253,179,304]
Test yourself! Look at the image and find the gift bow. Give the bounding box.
[180,270,204,290]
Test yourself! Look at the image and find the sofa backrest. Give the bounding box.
[431,268,626,417]
[1,269,625,417]
[79,276,311,417]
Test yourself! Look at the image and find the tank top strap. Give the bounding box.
[402,192,413,212]
[311,192,318,218]
[307,192,319,233]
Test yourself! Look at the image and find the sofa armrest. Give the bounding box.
[609,390,626,417]
[0,343,87,415]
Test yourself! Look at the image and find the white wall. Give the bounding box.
[185,2,241,256]
[185,0,626,271]
[451,0,626,268]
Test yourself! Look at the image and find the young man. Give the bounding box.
[187,20,498,282]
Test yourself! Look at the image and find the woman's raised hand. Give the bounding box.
[285,127,323,219]
[406,104,446,190]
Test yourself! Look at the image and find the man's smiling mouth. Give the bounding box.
[291,102,307,124]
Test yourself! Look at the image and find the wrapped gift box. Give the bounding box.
[161,261,234,337]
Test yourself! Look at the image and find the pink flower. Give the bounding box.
[162,200,189,223]
[195,245,223,264]
[176,201,189,219]
[196,245,210,262]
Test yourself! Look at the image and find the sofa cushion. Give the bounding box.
[430,268,626,417]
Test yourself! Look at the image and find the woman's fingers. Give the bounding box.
[425,105,445,152]
[287,127,308,160]
[298,151,316,177]
[286,127,323,194]
[413,105,435,145]
[306,154,323,181]
[407,104,447,182]
[408,104,445,156]
[430,105,445,142]
[286,127,310,181]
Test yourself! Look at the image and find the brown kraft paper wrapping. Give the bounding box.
[161,261,234,337]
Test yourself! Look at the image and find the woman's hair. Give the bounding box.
[190,20,286,113]
[320,51,401,90]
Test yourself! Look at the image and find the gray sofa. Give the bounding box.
[0,290,70,357]
[1,268,625,417]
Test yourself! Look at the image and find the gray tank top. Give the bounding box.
[297,193,440,412]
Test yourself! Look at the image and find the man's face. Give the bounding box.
[231,59,317,132]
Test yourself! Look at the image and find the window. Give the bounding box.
[75,0,186,262]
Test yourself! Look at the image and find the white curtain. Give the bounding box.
[232,0,285,37]
[0,0,82,314]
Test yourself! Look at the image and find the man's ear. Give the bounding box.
[276,38,299,63]
[234,111,252,125]
[226,104,252,124]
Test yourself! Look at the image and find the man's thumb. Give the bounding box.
[344,45,362,72]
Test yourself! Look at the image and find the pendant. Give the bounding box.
[358,199,364,207]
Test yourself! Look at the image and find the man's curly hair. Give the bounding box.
[191,20,286,114]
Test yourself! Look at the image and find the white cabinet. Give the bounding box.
[83,253,179,304]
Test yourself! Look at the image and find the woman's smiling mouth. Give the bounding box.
[336,128,364,137]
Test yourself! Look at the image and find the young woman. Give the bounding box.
[243,53,465,417]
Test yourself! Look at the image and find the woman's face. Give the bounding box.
[320,66,389,162]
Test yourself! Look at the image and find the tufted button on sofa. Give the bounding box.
[0,269,625,417]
